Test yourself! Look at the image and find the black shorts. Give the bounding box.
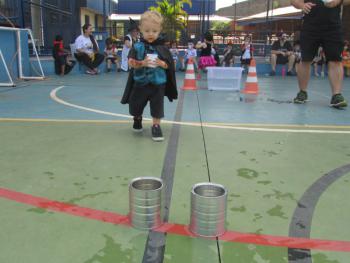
[241,58,251,65]
[276,55,289,65]
[300,26,343,62]
[129,83,165,118]
[106,57,117,64]
[56,55,66,66]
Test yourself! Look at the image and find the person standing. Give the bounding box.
[241,36,254,73]
[120,11,177,142]
[121,18,139,72]
[291,0,350,108]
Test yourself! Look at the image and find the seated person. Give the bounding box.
[52,35,75,76]
[222,41,235,67]
[270,32,295,76]
[293,41,301,74]
[311,46,326,77]
[342,41,350,77]
[212,45,221,67]
[182,40,198,71]
[74,23,104,75]
[104,37,121,72]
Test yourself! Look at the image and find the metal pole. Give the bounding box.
[234,0,237,34]
[19,0,25,28]
[103,0,106,31]
[264,0,271,56]
[173,0,176,41]
[201,0,204,36]
[206,0,210,31]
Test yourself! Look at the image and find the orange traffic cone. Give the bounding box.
[182,58,197,90]
[241,59,259,94]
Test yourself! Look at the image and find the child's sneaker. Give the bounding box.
[133,117,143,132]
[151,125,164,142]
[293,90,308,104]
[330,94,347,109]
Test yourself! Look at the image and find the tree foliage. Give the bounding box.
[149,0,192,42]
[210,21,232,41]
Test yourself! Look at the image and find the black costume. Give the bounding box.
[121,37,178,106]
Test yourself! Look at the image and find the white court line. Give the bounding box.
[50,86,350,134]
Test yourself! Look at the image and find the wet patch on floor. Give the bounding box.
[237,168,259,180]
[267,205,288,219]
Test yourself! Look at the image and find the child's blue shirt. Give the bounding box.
[133,42,167,86]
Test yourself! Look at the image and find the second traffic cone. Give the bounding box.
[182,58,197,90]
[241,59,259,94]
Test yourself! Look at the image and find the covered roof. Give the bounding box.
[237,6,302,25]
[109,14,231,22]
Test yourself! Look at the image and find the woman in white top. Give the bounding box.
[240,36,254,73]
[74,24,104,75]
[121,19,139,72]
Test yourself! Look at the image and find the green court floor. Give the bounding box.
[0,72,350,262]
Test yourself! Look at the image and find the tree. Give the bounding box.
[210,21,232,42]
[149,0,192,42]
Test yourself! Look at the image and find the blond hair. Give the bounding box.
[140,10,163,27]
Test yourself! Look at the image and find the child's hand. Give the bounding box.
[155,58,168,69]
[129,58,143,68]
[142,56,157,68]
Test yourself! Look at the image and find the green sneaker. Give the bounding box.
[293,90,308,104]
[330,94,347,108]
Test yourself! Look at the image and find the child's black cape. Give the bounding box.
[121,38,178,104]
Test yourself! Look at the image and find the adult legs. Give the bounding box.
[270,54,277,72]
[92,53,105,69]
[75,53,95,70]
[327,61,343,95]
[297,61,312,91]
[287,54,296,72]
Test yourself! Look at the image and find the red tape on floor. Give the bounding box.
[1,187,350,252]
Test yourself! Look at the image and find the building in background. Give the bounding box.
[111,0,219,43]
[0,0,118,52]
[117,0,215,15]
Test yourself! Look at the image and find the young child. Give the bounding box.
[212,45,221,67]
[52,35,75,76]
[104,37,121,72]
[312,46,326,77]
[196,31,216,71]
[342,41,350,77]
[182,40,198,71]
[240,36,253,73]
[222,42,235,67]
[169,41,182,71]
[120,10,178,142]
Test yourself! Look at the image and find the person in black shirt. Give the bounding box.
[270,32,295,76]
[291,0,349,108]
[196,31,217,71]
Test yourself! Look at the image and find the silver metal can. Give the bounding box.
[189,182,227,237]
[129,177,164,230]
